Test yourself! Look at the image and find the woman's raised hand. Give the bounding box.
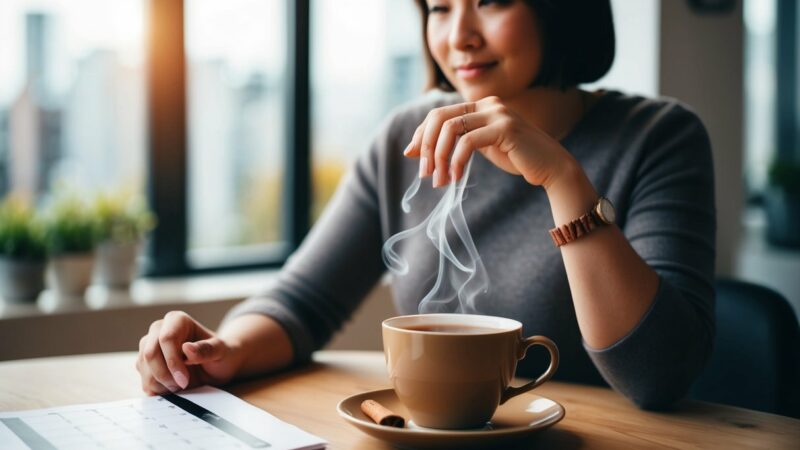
[136,311,240,395]
[403,96,571,189]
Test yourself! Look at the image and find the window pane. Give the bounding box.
[310,0,424,220]
[743,0,777,194]
[0,0,147,200]
[185,0,287,267]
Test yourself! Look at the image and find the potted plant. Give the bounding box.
[92,190,155,288]
[0,197,47,302]
[764,159,800,247]
[43,194,101,298]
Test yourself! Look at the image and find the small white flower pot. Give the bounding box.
[94,240,141,288]
[49,252,96,297]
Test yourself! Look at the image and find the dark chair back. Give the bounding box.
[689,278,800,418]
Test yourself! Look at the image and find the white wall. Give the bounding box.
[584,0,660,98]
[659,1,744,276]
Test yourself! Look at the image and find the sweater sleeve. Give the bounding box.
[583,103,716,409]
[219,116,391,365]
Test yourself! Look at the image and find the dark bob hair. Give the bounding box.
[414,0,616,91]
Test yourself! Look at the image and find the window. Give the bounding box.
[0,0,147,201]
[146,0,305,275]
[145,0,426,275]
[185,0,289,269]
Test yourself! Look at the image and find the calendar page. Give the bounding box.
[0,386,326,450]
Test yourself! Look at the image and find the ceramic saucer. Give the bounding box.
[337,388,565,449]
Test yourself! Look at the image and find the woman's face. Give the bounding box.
[426,0,542,102]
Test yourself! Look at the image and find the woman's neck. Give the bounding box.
[503,87,587,141]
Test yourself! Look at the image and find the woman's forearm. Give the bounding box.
[217,314,295,379]
[543,157,660,349]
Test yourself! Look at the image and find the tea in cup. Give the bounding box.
[382,313,559,429]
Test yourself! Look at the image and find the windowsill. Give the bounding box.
[0,267,396,361]
[0,269,279,321]
[0,269,283,360]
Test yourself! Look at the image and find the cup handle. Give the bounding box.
[500,335,559,404]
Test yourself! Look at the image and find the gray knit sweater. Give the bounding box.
[223,90,716,409]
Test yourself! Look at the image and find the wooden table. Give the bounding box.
[0,351,797,449]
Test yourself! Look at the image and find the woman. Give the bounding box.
[136,0,715,409]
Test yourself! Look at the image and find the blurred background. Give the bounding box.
[0,0,798,359]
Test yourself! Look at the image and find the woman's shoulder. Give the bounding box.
[592,90,713,174]
[597,89,707,133]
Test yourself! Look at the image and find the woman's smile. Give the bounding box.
[454,61,498,80]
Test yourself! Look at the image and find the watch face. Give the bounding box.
[599,198,616,224]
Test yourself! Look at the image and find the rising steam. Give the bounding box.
[382,153,489,314]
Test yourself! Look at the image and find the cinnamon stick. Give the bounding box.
[360,399,405,428]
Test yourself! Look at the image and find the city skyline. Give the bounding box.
[0,1,427,254]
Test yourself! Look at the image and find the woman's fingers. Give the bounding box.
[414,103,476,178]
[143,374,171,396]
[450,123,504,182]
[137,335,170,396]
[404,96,545,185]
[183,337,227,365]
[159,311,194,389]
[433,111,488,187]
[405,100,518,185]
[143,320,181,392]
[404,123,425,158]
[136,311,221,395]
[431,117,460,187]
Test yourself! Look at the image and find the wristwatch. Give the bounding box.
[549,197,615,247]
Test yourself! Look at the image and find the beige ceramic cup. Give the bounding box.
[382,313,559,429]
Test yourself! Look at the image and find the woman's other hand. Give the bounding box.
[404,96,575,189]
[136,311,240,395]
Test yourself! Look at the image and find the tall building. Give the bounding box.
[61,49,145,191]
[7,12,61,200]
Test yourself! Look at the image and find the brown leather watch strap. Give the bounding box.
[549,210,599,247]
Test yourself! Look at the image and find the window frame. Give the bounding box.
[144,0,311,276]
